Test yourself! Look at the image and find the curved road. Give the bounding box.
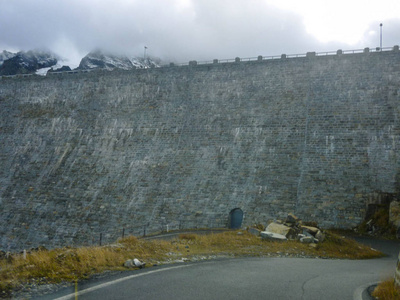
[41,238,399,300]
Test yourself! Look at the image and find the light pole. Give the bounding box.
[144,46,148,60]
[380,23,383,51]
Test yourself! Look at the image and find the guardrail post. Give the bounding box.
[306,52,316,58]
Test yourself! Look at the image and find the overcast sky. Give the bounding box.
[1,0,399,66]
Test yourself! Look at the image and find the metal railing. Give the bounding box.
[73,218,228,247]
[0,46,397,79]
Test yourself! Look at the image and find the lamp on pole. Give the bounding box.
[380,23,383,51]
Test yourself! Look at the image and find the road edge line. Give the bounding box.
[53,264,192,300]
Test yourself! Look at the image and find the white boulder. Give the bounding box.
[260,231,287,241]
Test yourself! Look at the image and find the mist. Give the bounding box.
[0,0,399,65]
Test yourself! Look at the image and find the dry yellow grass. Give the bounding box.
[0,236,175,297]
[372,279,400,300]
[0,230,384,297]
[175,231,383,259]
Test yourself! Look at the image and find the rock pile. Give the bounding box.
[250,213,326,244]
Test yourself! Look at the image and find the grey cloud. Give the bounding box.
[0,0,398,65]
[360,19,400,49]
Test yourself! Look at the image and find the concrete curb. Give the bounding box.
[353,282,378,300]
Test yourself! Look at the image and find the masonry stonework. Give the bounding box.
[1,48,400,251]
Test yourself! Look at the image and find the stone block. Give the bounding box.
[266,222,297,239]
[315,230,325,242]
[124,258,145,268]
[300,236,314,243]
[285,213,299,225]
[248,227,261,236]
[260,231,287,241]
[301,226,319,236]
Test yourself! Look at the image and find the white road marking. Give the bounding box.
[53,264,192,300]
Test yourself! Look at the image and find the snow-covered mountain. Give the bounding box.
[0,50,58,76]
[0,49,163,76]
[36,60,73,76]
[77,50,161,70]
[0,50,16,66]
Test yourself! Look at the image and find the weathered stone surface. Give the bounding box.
[260,231,287,241]
[266,222,297,239]
[315,230,325,242]
[389,201,400,228]
[301,226,320,236]
[124,259,134,268]
[302,230,313,237]
[303,221,319,228]
[300,236,314,244]
[248,227,261,236]
[1,49,400,250]
[124,258,145,268]
[285,213,300,225]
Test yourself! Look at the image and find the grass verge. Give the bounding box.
[372,279,400,300]
[0,230,384,298]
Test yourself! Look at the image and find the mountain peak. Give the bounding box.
[0,48,163,76]
[77,49,161,71]
[0,49,58,76]
[0,50,17,67]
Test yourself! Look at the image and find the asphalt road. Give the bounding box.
[40,237,399,300]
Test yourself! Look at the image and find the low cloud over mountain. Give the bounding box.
[0,49,162,76]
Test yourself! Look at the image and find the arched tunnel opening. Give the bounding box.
[228,208,244,229]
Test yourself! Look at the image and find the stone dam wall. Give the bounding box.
[1,48,400,251]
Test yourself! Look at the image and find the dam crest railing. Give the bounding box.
[1,45,399,79]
